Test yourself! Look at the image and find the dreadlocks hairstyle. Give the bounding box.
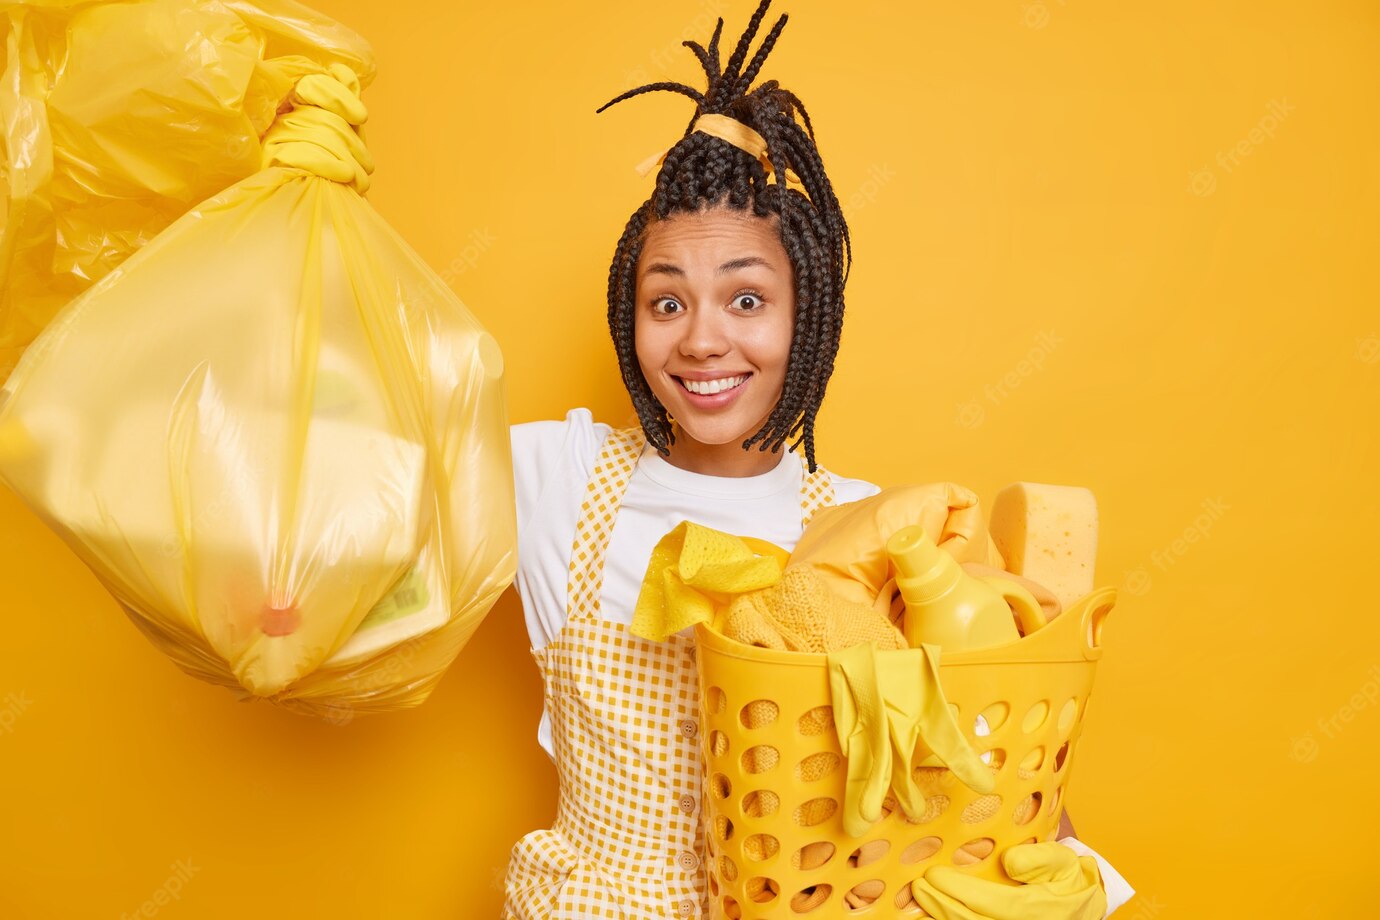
[597,0,851,473]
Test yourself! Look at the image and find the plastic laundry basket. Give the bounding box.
[694,585,1117,918]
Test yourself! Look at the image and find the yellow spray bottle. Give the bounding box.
[886,525,1047,651]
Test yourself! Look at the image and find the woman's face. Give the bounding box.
[634,204,795,476]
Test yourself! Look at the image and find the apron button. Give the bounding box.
[678,793,696,814]
[679,719,698,739]
[677,850,699,871]
[678,898,696,916]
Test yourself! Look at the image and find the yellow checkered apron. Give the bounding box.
[503,425,836,919]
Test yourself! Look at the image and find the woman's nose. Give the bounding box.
[679,305,731,358]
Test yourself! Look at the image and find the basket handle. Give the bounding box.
[1077,587,1118,660]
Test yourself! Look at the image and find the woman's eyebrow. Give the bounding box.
[642,255,775,277]
[717,255,774,274]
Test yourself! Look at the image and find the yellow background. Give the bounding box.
[2,0,1376,916]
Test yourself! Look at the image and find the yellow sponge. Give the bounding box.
[989,482,1098,609]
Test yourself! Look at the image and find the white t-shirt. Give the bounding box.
[510,408,880,757]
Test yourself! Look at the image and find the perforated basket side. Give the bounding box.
[696,587,1116,919]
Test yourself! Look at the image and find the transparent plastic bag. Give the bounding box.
[0,0,374,380]
[0,120,516,720]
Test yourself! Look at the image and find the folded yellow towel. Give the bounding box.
[631,521,785,642]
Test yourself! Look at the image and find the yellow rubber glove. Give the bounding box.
[631,521,784,641]
[828,642,995,838]
[828,642,891,835]
[261,63,375,194]
[911,841,1108,920]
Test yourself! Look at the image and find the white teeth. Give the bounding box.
[682,374,746,395]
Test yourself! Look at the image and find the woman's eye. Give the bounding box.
[652,298,683,315]
[734,292,763,310]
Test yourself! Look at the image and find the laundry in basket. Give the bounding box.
[634,495,1116,916]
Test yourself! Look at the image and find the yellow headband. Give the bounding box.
[635,113,809,200]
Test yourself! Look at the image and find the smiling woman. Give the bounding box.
[500,2,875,916]
[494,0,1138,916]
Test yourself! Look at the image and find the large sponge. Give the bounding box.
[989,482,1098,609]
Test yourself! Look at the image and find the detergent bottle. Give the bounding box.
[886,525,1047,651]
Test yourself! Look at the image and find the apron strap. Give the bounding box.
[566,425,646,621]
[565,425,839,623]
[800,456,836,528]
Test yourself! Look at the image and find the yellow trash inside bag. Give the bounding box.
[0,57,515,718]
[0,0,374,380]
